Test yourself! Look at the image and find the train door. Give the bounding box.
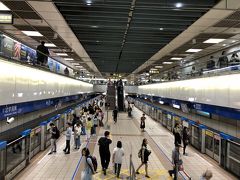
[59,114,65,132]
[205,130,220,162]
[0,141,6,180]
[213,134,220,162]
[29,126,41,160]
[205,130,214,157]
[166,114,172,131]
[226,140,240,177]
[162,112,168,127]
[157,110,162,123]
[151,107,155,119]
[173,115,180,131]
[5,131,30,180]
[191,125,202,151]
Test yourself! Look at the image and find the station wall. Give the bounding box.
[0,58,93,106]
[138,73,240,110]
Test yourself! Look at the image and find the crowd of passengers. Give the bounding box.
[48,99,213,180]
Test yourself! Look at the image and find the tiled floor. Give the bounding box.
[92,113,169,179]
[132,106,238,180]
[15,106,237,180]
[15,134,89,180]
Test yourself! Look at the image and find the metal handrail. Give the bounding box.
[128,154,136,180]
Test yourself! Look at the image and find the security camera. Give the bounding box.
[6,117,15,124]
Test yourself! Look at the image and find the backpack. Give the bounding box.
[138,148,142,158]
[55,127,60,139]
[87,156,98,173]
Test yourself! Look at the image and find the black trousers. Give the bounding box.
[183,143,187,154]
[168,163,178,180]
[64,140,70,153]
[100,151,110,170]
[114,163,122,177]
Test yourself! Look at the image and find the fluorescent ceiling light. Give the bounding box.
[203,38,225,44]
[0,13,12,24]
[150,68,158,71]
[71,63,80,65]
[44,43,56,47]
[222,44,226,46]
[232,40,236,43]
[159,28,164,31]
[22,31,43,37]
[171,57,182,60]
[155,66,163,68]
[163,62,173,64]
[175,3,183,8]
[0,2,10,11]
[186,49,202,53]
[91,26,98,28]
[64,58,74,61]
[56,53,68,56]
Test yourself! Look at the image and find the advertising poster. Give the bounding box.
[20,44,28,61]
[2,36,14,58]
[28,47,36,62]
[48,57,55,72]
[56,62,61,73]
[13,42,21,60]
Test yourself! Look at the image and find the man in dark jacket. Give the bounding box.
[49,123,58,155]
[98,131,112,175]
[112,107,118,123]
[36,41,49,66]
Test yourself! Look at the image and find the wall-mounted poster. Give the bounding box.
[13,42,21,60]
[2,36,14,58]
[26,47,36,63]
[20,44,28,61]
[56,62,61,73]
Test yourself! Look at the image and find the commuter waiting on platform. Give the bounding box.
[98,131,112,175]
[140,114,146,131]
[86,117,93,140]
[113,107,118,123]
[36,41,49,66]
[74,123,81,149]
[173,123,182,147]
[63,122,72,154]
[168,144,183,180]
[48,123,59,155]
[112,141,124,178]
[81,147,95,180]
[136,138,151,178]
[182,127,190,155]
[127,105,132,117]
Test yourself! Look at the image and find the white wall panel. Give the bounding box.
[0,62,15,105]
[0,59,93,106]
[139,73,240,109]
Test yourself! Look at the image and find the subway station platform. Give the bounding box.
[15,107,237,180]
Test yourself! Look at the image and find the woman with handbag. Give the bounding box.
[182,127,189,155]
[136,138,151,178]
